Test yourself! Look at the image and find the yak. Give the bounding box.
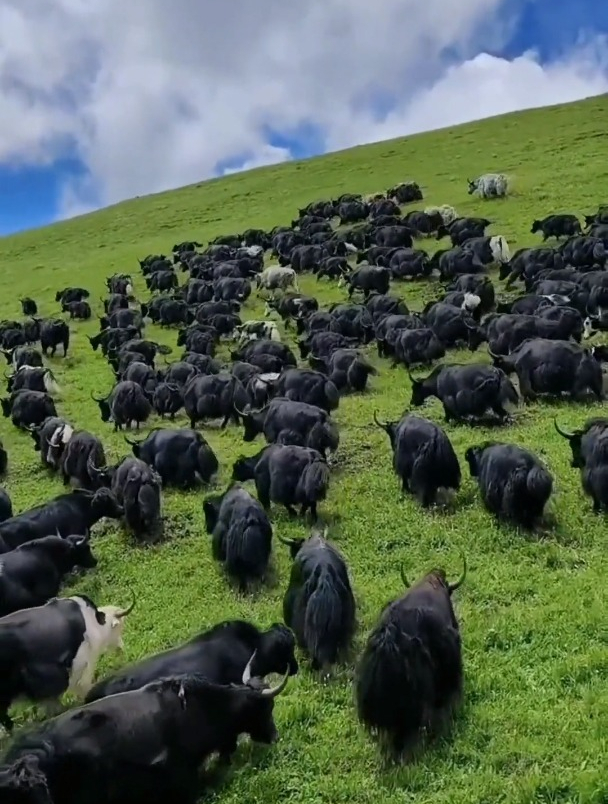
[465,441,553,529]
[373,411,461,506]
[203,483,273,591]
[279,529,356,672]
[409,364,519,424]
[355,557,465,758]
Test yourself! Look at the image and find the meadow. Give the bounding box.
[1,94,608,804]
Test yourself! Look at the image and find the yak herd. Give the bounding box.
[0,171,608,803]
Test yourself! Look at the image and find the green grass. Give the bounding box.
[2,94,608,804]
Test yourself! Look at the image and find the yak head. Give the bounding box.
[243,624,299,683]
[92,591,136,652]
[464,442,497,477]
[553,417,608,468]
[401,553,467,598]
[275,531,307,560]
[408,367,440,407]
[202,485,231,534]
[372,410,401,449]
[232,451,264,482]
[91,390,112,422]
[463,316,486,351]
[87,332,105,351]
[87,487,124,520]
[235,401,268,442]
[64,533,98,570]
[0,397,12,418]
[467,178,478,195]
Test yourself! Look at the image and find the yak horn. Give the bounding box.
[87,454,106,474]
[448,553,467,594]
[260,667,290,698]
[553,417,575,439]
[400,563,410,588]
[276,533,296,547]
[372,410,389,430]
[49,425,64,448]
[90,391,105,403]
[487,346,500,360]
[115,589,136,618]
[242,649,257,685]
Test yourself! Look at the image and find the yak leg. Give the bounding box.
[284,504,298,518]
[0,700,14,733]
[220,413,231,429]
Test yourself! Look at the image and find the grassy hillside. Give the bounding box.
[2,94,608,804]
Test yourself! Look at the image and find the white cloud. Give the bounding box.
[1,0,607,221]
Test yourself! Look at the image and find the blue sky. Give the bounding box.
[1,0,606,237]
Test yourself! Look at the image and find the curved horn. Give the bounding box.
[276,533,297,547]
[87,453,106,475]
[90,391,105,403]
[242,649,257,685]
[487,346,500,360]
[372,410,389,430]
[123,435,144,447]
[260,667,290,698]
[553,417,575,439]
[115,589,136,619]
[49,425,64,448]
[462,318,477,330]
[400,563,410,588]
[448,553,467,593]
[3,369,12,380]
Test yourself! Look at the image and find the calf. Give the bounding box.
[62,300,92,320]
[465,441,553,529]
[279,529,356,672]
[355,559,465,758]
[203,483,273,590]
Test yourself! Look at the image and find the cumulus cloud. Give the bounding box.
[0,0,606,221]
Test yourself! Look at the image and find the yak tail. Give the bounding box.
[303,565,354,668]
[298,459,330,503]
[324,380,340,411]
[225,513,271,584]
[526,465,553,504]
[409,434,461,503]
[355,614,433,754]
